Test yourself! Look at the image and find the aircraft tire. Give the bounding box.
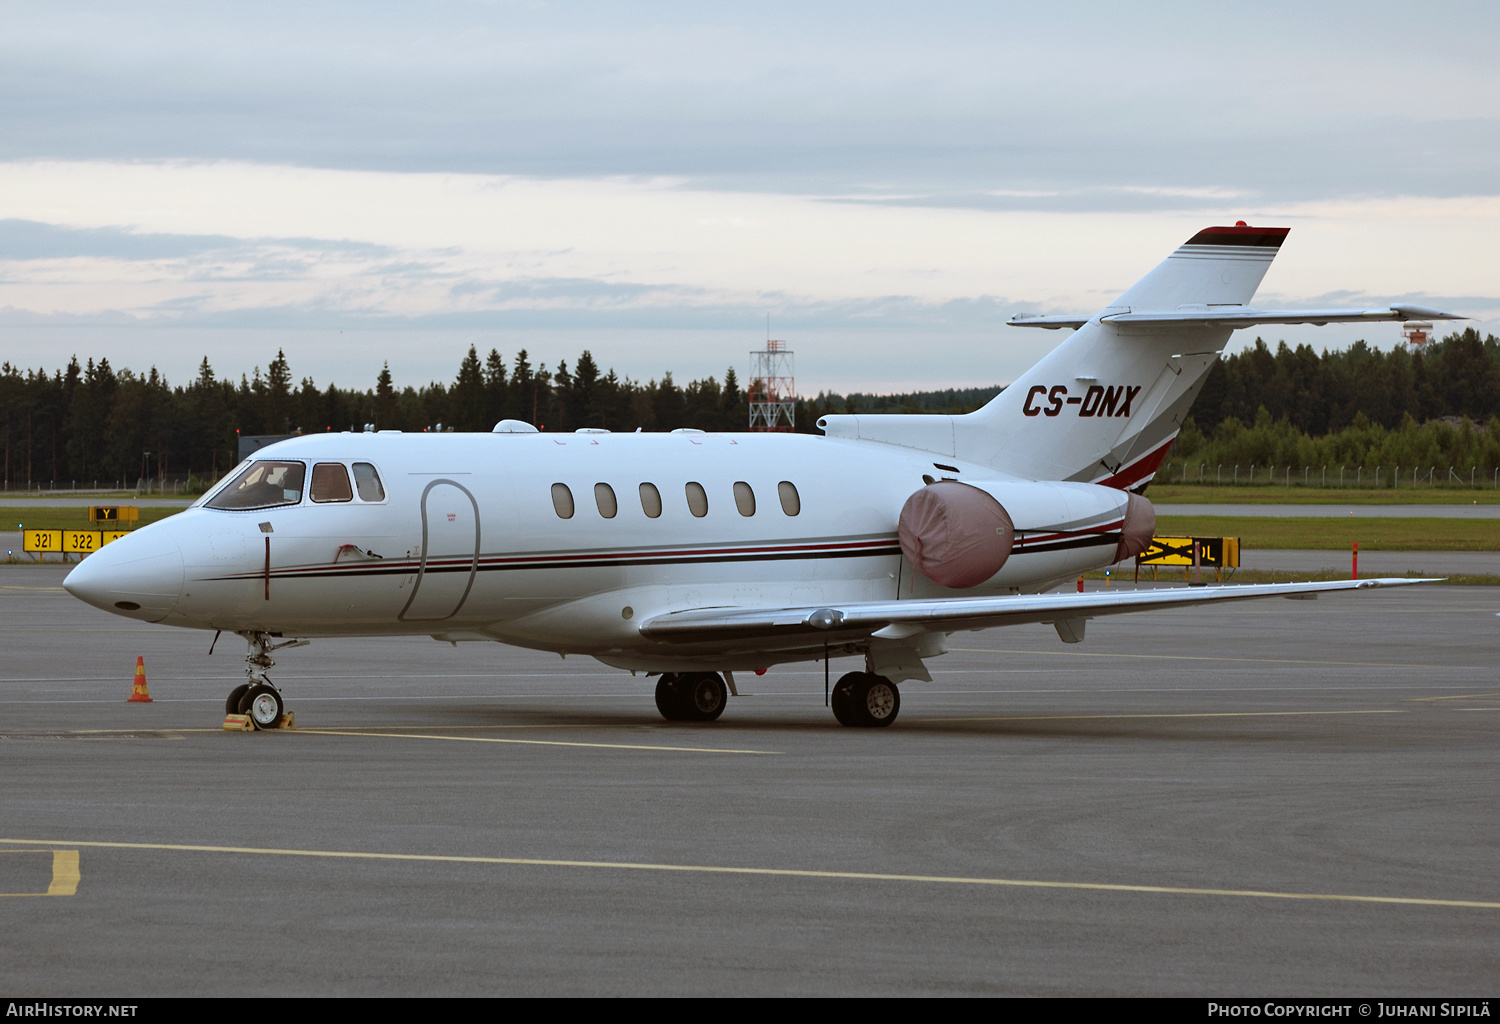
[832,672,900,727]
[225,683,250,716]
[830,672,863,727]
[680,673,727,722]
[241,684,284,730]
[857,675,900,728]
[654,674,687,721]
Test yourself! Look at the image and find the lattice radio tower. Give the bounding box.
[748,338,795,432]
[1401,321,1434,347]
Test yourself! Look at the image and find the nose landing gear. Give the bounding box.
[224,631,307,731]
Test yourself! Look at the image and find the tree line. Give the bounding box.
[2,330,1497,491]
[1193,328,1500,435]
[0,346,759,490]
[1174,329,1500,481]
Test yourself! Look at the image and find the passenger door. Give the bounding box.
[399,479,480,621]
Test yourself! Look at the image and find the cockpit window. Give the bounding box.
[192,459,249,508]
[353,463,385,502]
[205,461,306,510]
[310,463,353,503]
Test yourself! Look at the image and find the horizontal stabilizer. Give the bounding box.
[640,578,1435,645]
[1005,314,1091,330]
[1008,304,1464,331]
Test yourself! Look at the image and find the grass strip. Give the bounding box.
[1085,568,1498,586]
[1148,484,1500,505]
[0,506,185,532]
[1155,515,1499,551]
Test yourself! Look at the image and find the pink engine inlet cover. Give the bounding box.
[898,481,1015,588]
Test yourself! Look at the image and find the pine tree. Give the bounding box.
[266,349,292,432]
[483,348,508,426]
[450,346,486,431]
[374,362,396,428]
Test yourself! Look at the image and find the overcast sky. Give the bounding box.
[2,1,1496,394]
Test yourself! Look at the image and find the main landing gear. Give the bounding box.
[654,672,729,722]
[830,672,901,728]
[225,631,307,730]
[651,669,902,727]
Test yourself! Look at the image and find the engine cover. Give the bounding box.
[898,481,1016,588]
[1113,492,1157,563]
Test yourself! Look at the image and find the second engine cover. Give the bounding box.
[898,481,1016,588]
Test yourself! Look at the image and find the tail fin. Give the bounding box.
[819,224,1289,490]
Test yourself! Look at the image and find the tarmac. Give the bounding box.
[1,564,1496,995]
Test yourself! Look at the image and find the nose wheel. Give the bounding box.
[241,684,284,729]
[225,631,307,731]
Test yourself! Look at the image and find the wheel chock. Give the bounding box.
[275,711,295,730]
[222,713,253,732]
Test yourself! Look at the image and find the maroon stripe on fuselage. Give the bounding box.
[201,522,1123,584]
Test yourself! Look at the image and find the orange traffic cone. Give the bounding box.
[128,656,153,703]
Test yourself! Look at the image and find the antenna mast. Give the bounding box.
[748,338,795,432]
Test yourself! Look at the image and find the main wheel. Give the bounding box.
[831,673,901,728]
[858,675,900,727]
[225,683,250,716]
[830,672,862,726]
[240,684,284,730]
[654,673,686,721]
[680,673,727,722]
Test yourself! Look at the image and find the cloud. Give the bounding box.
[0,218,392,264]
[2,4,1497,206]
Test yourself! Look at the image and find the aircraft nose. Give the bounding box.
[63,526,184,622]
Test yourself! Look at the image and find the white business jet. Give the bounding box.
[63,224,1459,730]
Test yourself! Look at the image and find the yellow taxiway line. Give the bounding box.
[951,647,1444,671]
[0,837,1493,910]
[915,709,1405,725]
[12,725,777,754]
[0,849,79,896]
[293,728,779,755]
[1409,692,1500,702]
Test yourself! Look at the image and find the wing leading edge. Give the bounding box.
[1007,304,1464,330]
[638,578,1436,645]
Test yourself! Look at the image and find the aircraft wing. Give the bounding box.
[1008,304,1463,330]
[638,578,1435,645]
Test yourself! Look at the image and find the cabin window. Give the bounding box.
[551,482,575,519]
[594,482,618,519]
[685,481,708,518]
[639,482,662,518]
[778,481,801,516]
[353,462,385,501]
[310,463,353,503]
[205,460,306,510]
[733,481,756,517]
